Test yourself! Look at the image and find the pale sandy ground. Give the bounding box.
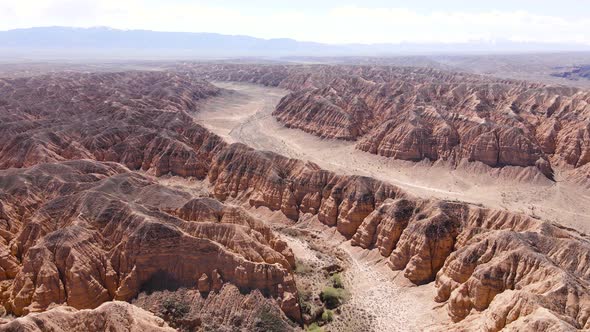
[148,171,446,330]
[193,81,590,331]
[247,207,447,332]
[195,81,590,234]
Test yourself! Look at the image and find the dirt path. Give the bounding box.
[195,81,590,233]
[334,245,420,332]
[271,217,444,332]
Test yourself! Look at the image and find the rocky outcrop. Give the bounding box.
[0,71,304,325]
[0,71,226,176]
[185,64,590,181]
[350,199,590,331]
[274,72,590,180]
[208,143,405,237]
[1,68,588,331]
[202,141,589,331]
[0,301,175,332]
[133,285,297,332]
[0,160,299,321]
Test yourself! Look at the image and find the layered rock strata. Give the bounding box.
[0,160,299,321]
[0,301,175,332]
[206,143,590,330]
[1,69,588,331]
[0,71,300,326]
[185,64,590,182]
[0,71,225,176]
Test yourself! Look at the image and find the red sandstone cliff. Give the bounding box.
[185,64,590,182]
[1,69,588,331]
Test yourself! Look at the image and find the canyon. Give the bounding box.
[0,65,588,332]
[188,64,590,186]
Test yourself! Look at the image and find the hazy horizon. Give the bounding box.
[1,1,589,46]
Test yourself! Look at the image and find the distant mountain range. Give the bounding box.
[1,26,590,59]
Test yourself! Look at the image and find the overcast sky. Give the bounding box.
[1,0,589,44]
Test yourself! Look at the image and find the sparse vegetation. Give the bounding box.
[161,298,190,329]
[331,273,344,288]
[320,287,347,309]
[162,298,190,319]
[255,305,289,332]
[281,227,305,238]
[321,309,334,322]
[306,323,323,332]
[298,286,314,315]
[295,260,314,275]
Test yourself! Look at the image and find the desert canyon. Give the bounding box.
[0,59,588,332]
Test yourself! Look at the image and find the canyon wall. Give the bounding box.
[0,72,300,325]
[0,160,300,321]
[1,69,588,331]
[186,64,590,183]
[204,141,590,331]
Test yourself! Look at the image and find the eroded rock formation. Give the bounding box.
[0,71,225,176]
[133,285,298,331]
[203,139,590,331]
[0,71,301,328]
[0,301,175,332]
[184,64,590,182]
[0,160,299,321]
[1,68,588,331]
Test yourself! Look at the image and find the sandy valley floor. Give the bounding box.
[191,81,590,330]
[195,81,590,234]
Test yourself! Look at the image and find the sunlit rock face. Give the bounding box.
[188,63,590,183]
[0,161,299,321]
[1,68,588,331]
[0,71,300,326]
[204,133,590,331]
[0,301,176,332]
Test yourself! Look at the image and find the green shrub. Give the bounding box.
[298,285,314,315]
[331,273,344,288]
[320,287,346,309]
[306,323,323,332]
[161,298,190,329]
[300,299,312,315]
[321,309,334,322]
[162,298,189,319]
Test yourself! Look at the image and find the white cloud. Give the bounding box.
[0,1,588,45]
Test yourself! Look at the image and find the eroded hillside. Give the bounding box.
[0,68,588,331]
[185,64,590,185]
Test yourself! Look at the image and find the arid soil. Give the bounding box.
[245,208,446,332]
[189,64,590,186]
[193,80,590,331]
[1,66,589,332]
[196,82,590,234]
